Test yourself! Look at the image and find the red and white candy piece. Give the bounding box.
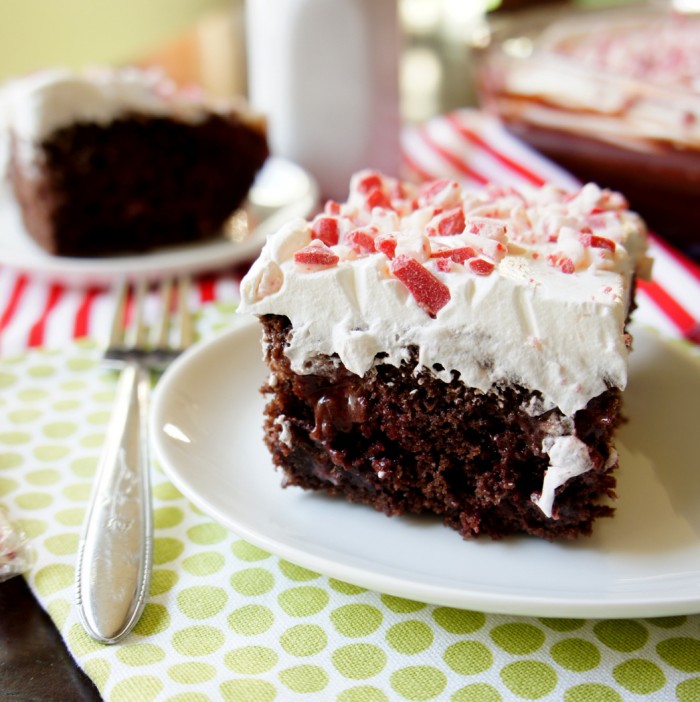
[461,233,507,262]
[426,207,466,237]
[375,234,397,259]
[323,200,342,216]
[311,216,340,246]
[352,171,393,210]
[429,246,477,264]
[435,258,452,272]
[354,171,384,195]
[465,217,507,242]
[468,257,496,276]
[547,253,576,274]
[578,232,616,252]
[346,227,377,254]
[294,242,340,269]
[417,179,462,208]
[390,255,451,317]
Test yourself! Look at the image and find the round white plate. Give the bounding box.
[0,157,318,286]
[151,319,700,618]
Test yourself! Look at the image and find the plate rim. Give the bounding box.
[151,318,700,618]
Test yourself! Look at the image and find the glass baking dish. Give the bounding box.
[473,1,700,259]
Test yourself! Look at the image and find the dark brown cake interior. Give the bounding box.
[260,315,619,541]
[10,112,269,257]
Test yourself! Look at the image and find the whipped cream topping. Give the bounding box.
[239,171,649,515]
[534,435,595,518]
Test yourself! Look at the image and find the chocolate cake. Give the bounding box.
[0,67,269,257]
[239,171,651,540]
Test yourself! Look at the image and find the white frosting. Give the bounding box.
[274,415,293,448]
[239,171,649,516]
[534,435,594,518]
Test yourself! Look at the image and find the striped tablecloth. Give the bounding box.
[0,268,246,356]
[1,109,699,355]
[1,110,699,702]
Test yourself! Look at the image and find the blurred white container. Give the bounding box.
[246,0,401,201]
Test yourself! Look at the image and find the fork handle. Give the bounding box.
[76,362,153,644]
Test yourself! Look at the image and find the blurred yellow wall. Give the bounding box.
[0,0,233,82]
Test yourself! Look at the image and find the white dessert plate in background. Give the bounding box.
[151,319,700,618]
[0,157,318,286]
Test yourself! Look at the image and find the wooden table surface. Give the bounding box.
[0,576,101,701]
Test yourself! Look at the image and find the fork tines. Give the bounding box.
[105,276,192,368]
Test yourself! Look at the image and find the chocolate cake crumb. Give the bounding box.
[260,315,619,540]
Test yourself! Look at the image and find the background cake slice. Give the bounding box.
[0,66,269,257]
[239,171,650,540]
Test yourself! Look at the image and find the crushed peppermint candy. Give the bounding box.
[430,246,477,264]
[390,255,451,317]
[283,170,643,315]
[311,215,340,246]
[294,241,339,269]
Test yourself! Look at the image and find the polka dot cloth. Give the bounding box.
[1,303,699,702]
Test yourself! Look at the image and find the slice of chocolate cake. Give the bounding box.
[0,67,269,257]
[238,171,651,540]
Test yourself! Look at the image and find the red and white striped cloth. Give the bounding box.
[1,109,699,356]
[0,268,246,355]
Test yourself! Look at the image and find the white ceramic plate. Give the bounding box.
[151,319,700,618]
[0,157,318,286]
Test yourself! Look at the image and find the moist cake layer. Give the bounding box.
[261,314,619,540]
[9,113,268,256]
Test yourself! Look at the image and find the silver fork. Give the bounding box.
[76,275,193,644]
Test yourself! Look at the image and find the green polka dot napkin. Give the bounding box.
[1,302,699,702]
